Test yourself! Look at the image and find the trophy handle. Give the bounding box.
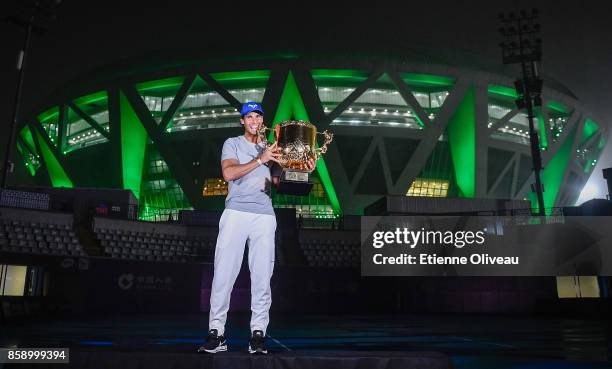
[257,124,272,148]
[314,130,334,159]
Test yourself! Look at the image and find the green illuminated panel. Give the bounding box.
[537,109,548,150]
[272,71,342,215]
[120,91,148,200]
[37,107,59,124]
[311,69,369,84]
[488,85,518,99]
[540,126,576,213]
[447,86,476,197]
[19,126,37,155]
[211,70,270,83]
[16,141,36,176]
[33,128,73,188]
[136,76,184,93]
[138,146,193,221]
[400,73,455,87]
[547,101,569,114]
[74,91,108,107]
[582,119,599,143]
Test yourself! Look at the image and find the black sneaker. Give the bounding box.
[248,330,268,354]
[198,329,227,353]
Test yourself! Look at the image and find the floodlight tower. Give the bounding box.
[2,0,60,189]
[498,8,545,215]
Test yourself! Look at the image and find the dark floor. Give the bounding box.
[1,313,612,368]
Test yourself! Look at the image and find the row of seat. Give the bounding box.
[0,217,85,257]
[103,248,187,263]
[94,227,217,262]
[303,248,359,256]
[96,233,214,248]
[3,231,77,242]
[299,239,360,246]
[1,225,75,236]
[298,233,361,268]
[301,243,360,251]
[95,227,213,241]
[304,254,359,268]
[99,240,195,253]
[1,219,71,230]
[0,239,85,257]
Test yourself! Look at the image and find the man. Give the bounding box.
[198,102,315,354]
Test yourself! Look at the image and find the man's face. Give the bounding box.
[240,111,264,135]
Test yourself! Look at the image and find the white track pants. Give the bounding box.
[208,209,276,336]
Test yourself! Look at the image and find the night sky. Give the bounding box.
[1,0,610,201]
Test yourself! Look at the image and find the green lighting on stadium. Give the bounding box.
[537,110,548,150]
[19,126,37,155]
[447,86,476,197]
[488,85,518,99]
[15,142,36,176]
[33,128,73,188]
[272,72,308,126]
[400,73,455,87]
[272,71,342,215]
[540,126,576,214]
[12,60,605,219]
[120,91,148,200]
[211,70,270,83]
[311,69,369,83]
[136,76,184,92]
[73,91,108,106]
[582,119,599,143]
[37,106,59,123]
[547,100,569,114]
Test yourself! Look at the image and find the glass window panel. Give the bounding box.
[1,265,27,296]
[488,104,512,120]
[430,91,449,108]
[406,178,449,198]
[411,92,430,108]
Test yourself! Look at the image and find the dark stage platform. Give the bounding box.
[2,313,612,368]
[20,350,451,369]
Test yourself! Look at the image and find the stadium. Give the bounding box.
[11,53,608,220]
[2,51,612,368]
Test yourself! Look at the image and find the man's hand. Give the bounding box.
[305,157,316,173]
[258,141,281,164]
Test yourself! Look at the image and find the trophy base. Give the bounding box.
[277,170,313,196]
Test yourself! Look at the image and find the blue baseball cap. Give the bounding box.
[240,102,264,117]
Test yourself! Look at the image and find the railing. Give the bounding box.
[0,189,49,211]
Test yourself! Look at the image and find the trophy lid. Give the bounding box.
[278,120,314,128]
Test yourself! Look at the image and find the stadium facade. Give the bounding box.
[12,55,608,220]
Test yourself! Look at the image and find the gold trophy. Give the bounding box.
[258,120,333,195]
